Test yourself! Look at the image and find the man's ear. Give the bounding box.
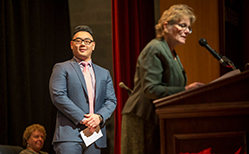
[70,41,73,50]
[92,42,96,51]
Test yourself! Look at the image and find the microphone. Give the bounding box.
[199,38,236,69]
[119,82,133,94]
[199,38,223,61]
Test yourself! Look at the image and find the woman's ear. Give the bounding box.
[163,21,169,33]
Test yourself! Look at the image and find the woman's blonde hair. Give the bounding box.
[155,4,196,38]
[22,124,47,147]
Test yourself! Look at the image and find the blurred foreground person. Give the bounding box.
[121,4,204,154]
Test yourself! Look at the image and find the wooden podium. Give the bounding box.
[153,70,249,154]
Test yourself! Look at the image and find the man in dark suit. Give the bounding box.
[49,25,117,154]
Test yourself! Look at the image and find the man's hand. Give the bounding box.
[81,114,101,133]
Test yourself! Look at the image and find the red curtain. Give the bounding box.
[111,0,155,153]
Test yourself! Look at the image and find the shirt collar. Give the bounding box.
[74,56,92,67]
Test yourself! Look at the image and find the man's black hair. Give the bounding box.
[72,25,93,38]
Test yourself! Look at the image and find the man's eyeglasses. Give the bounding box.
[174,23,192,34]
[72,38,94,45]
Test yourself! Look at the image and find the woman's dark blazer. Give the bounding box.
[122,38,187,124]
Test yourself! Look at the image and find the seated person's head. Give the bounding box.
[22,124,47,153]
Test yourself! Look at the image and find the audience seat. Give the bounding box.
[0,145,23,154]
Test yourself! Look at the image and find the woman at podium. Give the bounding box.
[121,4,204,154]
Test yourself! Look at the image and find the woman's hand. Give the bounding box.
[185,82,205,90]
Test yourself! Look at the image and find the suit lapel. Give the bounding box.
[92,64,99,101]
[70,59,88,94]
[175,54,187,85]
[161,39,187,85]
[70,60,102,112]
[161,39,174,60]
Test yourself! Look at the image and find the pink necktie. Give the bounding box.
[82,62,94,114]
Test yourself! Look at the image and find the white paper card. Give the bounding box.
[80,126,103,147]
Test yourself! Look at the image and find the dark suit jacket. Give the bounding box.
[122,38,187,124]
[49,58,117,148]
